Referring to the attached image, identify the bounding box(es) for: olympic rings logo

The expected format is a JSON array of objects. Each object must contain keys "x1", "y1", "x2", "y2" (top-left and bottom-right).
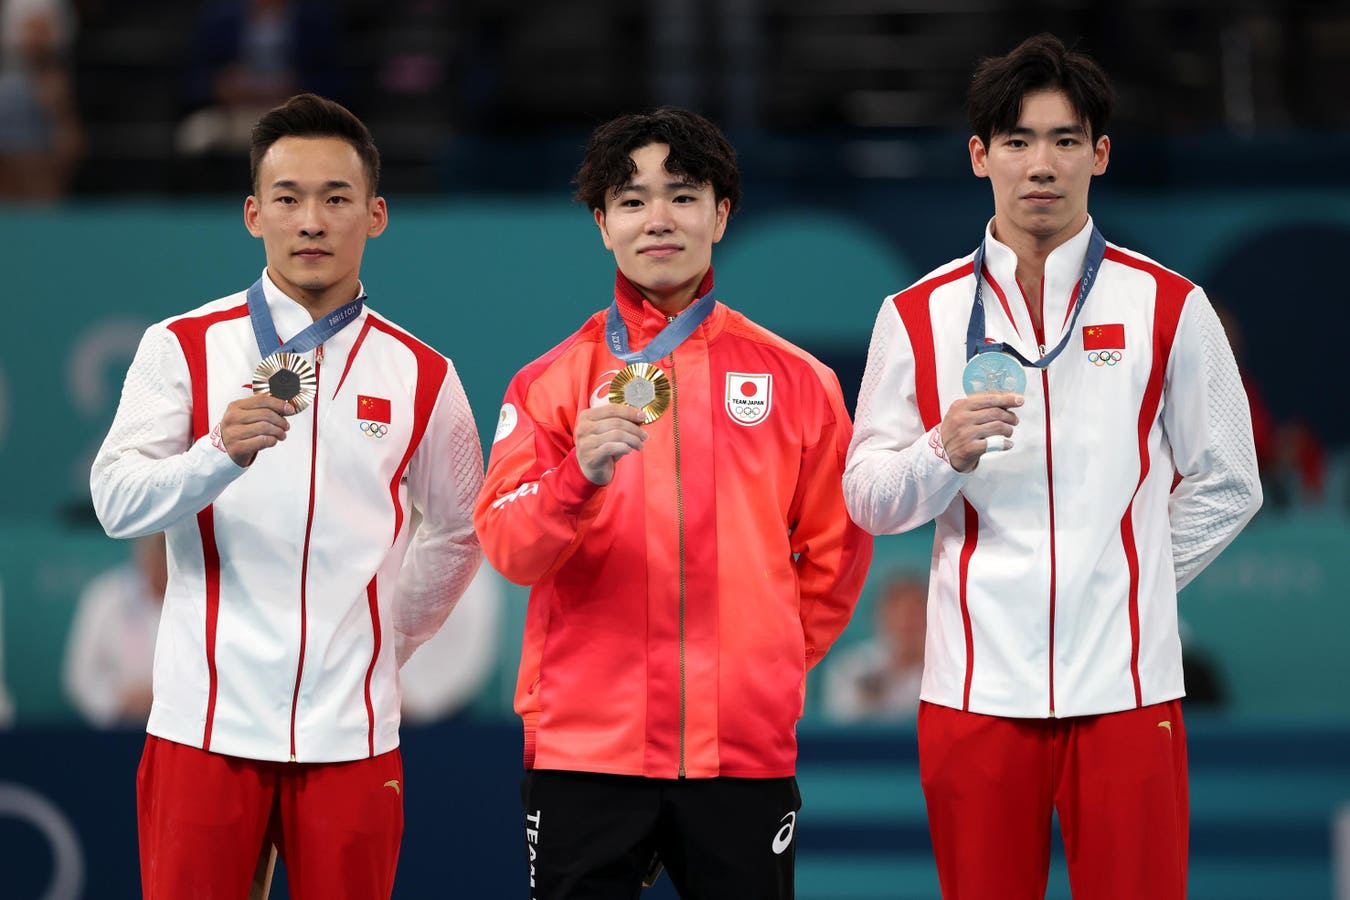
[
  {"x1": 360, "y1": 421, "x2": 389, "y2": 438},
  {"x1": 1088, "y1": 350, "x2": 1123, "y2": 367}
]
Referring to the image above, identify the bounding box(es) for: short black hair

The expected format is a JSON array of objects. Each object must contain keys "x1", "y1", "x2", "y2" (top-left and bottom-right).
[
  {"x1": 574, "y1": 107, "x2": 741, "y2": 215},
  {"x1": 250, "y1": 93, "x2": 381, "y2": 196},
  {"x1": 966, "y1": 34, "x2": 1115, "y2": 148}
]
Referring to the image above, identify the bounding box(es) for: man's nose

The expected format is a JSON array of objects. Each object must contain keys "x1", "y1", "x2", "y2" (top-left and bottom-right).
[
  {"x1": 643, "y1": 200, "x2": 674, "y2": 233},
  {"x1": 1029, "y1": 143, "x2": 1055, "y2": 179},
  {"x1": 298, "y1": 200, "x2": 326, "y2": 236}
]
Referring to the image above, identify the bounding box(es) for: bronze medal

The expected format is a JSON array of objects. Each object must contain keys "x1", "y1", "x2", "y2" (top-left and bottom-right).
[{"x1": 252, "y1": 352, "x2": 317, "y2": 413}]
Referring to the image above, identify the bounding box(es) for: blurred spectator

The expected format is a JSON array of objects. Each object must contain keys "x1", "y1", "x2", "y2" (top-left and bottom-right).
[
  {"x1": 60, "y1": 531, "x2": 499, "y2": 728},
  {"x1": 63, "y1": 531, "x2": 503, "y2": 728},
  {"x1": 1180, "y1": 616, "x2": 1227, "y2": 711},
  {"x1": 175, "y1": 0, "x2": 341, "y2": 156},
  {"x1": 0, "y1": 0, "x2": 83, "y2": 200},
  {"x1": 398, "y1": 564, "x2": 502, "y2": 723},
  {"x1": 63, "y1": 532, "x2": 165, "y2": 727},
  {"x1": 0, "y1": 576, "x2": 14, "y2": 726},
  {"x1": 823, "y1": 572, "x2": 927, "y2": 723},
  {"x1": 1217, "y1": 303, "x2": 1326, "y2": 508}
]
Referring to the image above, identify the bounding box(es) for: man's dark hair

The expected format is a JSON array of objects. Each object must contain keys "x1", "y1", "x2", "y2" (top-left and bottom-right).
[
  {"x1": 250, "y1": 93, "x2": 381, "y2": 196},
  {"x1": 575, "y1": 107, "x2": 741, "y2": 215},
  {"x1": 966, "y1": 34, "x2": 1115, "y2": 148}
]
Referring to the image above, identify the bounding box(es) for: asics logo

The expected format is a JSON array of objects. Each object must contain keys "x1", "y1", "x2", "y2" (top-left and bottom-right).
[{"x1": 771, "y1": 811, "x2": 796, "y2": 855}]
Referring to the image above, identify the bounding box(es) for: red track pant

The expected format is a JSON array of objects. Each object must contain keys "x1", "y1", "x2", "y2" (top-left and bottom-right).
[
  {"x1": 918, "y1": 699, "x2": 1188, "y2": 900},
  {"x1": 137, "y1": 735, "x2": 404, "y2": 900}
]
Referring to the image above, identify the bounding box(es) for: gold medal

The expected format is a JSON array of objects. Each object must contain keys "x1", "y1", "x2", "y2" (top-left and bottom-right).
[
  {"x1": 607, "y1": 363, "x2": 671, "y2": 423},
  {"x1": 252, "y1": 352, "x2": 317, "y2": 413}
]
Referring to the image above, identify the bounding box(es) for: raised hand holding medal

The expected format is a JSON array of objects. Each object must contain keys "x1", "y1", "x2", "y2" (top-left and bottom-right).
[
  {"x1": 573, "y1": 286, "x2": 717, "y2": 485},
  {"x1": 943, "y1": 226, "x2": 1106, "y2": 468}
]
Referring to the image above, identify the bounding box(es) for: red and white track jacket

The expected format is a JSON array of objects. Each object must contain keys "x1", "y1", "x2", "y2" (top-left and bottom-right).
[
  {"x1": 475, "y1": 271, "x2": 873, "y2": 779},
  {"x1": 91, "y1": 272, "x2": 483, "y2": 762},
  {"x1": 844, "y1": 219, "x2": 1261, "y2": 719}
]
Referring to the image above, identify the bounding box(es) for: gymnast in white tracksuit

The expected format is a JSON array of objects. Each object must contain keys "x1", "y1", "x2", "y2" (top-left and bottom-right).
[
  {"x1": 91, "y1": 93, "x2": 482, "y2": 900},
  {"x1": 843, "y1": 35, "x2": 1260, "y2": 900}
]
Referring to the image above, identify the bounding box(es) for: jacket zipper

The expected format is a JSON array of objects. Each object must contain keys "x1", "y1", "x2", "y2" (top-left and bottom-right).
[
  {"x1": 669, "y1": 348, "x2": 688, "y2": 778},
  {"x1": 1026, "y1": 276, "x2": 1057, "y2": 718},
  {"x1": 289, "y1": 342, "x2": 323, "y2": 760},
  {"x1": 1035, "y1": 324, "x2": 1057, "y2": 715},
  {"x1": 1040, "y1": 360, "x2": 1057, "y2": 717}
]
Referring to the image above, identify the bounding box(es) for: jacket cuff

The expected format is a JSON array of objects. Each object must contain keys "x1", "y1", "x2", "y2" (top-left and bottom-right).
[{"x1": 554, "y1": 451, "x2": 604, "y2": 511}]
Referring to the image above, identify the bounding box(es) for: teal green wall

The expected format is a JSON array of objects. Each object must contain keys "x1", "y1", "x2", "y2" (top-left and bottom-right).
[
  {"x1": 3, "y1": 191, "x2": 1349, "y2": 522},
  {"x1": 1, "y1": 194, "x2": 1347, "y2": 726}
]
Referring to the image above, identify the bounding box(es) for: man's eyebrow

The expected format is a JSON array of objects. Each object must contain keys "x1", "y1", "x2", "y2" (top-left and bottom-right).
[
  {"x1": 614, "y1": 179, "x2": 704, "y2": 194},
  {"x1": 270, "y1": 179, "x2": 356, "y2": 191},
  {"x1": 1004, "y1": 124, "x2": 1089, "y2": 138}
]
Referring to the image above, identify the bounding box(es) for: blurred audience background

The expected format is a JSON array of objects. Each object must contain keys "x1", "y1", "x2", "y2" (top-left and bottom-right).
[{"x1": 823, "y1": 571, "x2": 926, "y2": 724}]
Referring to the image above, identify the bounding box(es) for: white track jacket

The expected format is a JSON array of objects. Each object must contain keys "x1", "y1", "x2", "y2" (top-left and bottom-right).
[
  {"x1": 844, "y1": 219, "x2": 1261, "y2": 718},
  {"x1": 92, "y1": 273, "x2": 483, "y2": 761}
]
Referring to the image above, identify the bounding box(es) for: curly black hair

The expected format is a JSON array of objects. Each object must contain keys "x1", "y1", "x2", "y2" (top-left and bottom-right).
[
  {"x1": 967, "y1": 34, "x2": 1115, "y2": 148},
  {"x1": 574, "y1": 107, "x2": 741, "y2": 215}
]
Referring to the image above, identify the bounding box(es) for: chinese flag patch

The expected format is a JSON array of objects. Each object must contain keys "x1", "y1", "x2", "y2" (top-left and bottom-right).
[
  {"x1": 1082, "y1": 323, "x2": 1125, "y2": 350},
  {"x1": 357, "y1": 395, "x2": 391, "y2": 423}
]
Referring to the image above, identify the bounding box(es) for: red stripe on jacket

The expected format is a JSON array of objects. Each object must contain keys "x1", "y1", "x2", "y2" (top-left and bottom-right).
[
  {"x1": 167, "y1": 302, "x2": 249, "y2": 749},
  {"x1": 362, "y1": 317, "x2": 447, "y2": 749},
  {"x1": 958, "y1": 499, "x2": 980, "y2": 710},
  {"x1": 1105, "y1": 248, "x2": 1192, "y2": 705},
  {"x1": 893, "y1": 262, "x2": 974, "y2": 430}
]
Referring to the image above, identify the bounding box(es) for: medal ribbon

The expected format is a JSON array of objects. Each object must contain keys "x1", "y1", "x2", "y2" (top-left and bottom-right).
[
  {"x1": 605, "y1": 287, "x2": 716, "y2": 364},
  {"x1": 965, "y1": 226, "x2": 1106, "y2": 367},
  {"x1": 246, "y1": 278, "x2": 364, "y2": 359}
]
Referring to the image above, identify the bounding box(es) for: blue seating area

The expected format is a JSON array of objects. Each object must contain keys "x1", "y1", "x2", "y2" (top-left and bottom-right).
[
  {"x1": 2, "y1": 720, "x2": 1346, "y2": 898},
  {"x1": 792, "y1": 723, "x2": 1350, "y2": 900}
]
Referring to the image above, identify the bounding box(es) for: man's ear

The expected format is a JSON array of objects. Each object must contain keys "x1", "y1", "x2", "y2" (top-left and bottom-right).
[
  {"x1": 969, "y1": 135, "x2": 989, "y2": 179},
  {"x1": 594, "y1": 207, "x2": 614, "y2": 251},
  {"x1": 1092, "y1": 134, "x2": 1111, "y2": 176},
  {"x1": 244, "y1": 195, "x2": 262, "y2": 237}
]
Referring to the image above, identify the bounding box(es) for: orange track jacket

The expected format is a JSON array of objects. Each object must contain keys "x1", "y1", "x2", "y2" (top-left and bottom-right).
[{"x1": 475, "y1": 271, "x2": 872, "y2": 779}]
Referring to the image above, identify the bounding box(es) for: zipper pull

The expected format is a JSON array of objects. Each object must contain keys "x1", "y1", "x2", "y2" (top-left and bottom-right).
[
  {"x1": 1039, "y1": 343, "x2": 1046, "y2": 356},
  {"x1": 315, "y1": 343, "x2": 324, "y2": 368}
]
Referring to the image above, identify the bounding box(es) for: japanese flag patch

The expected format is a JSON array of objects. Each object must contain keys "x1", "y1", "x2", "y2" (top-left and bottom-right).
[{"x1": 725, "y1": 373, "x2": 772, "y2": 426}]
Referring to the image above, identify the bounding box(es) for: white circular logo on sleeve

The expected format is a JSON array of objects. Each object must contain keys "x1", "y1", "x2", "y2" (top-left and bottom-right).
[{"x1": 493, "y1": 403, "x2": 518, "y2": 443}]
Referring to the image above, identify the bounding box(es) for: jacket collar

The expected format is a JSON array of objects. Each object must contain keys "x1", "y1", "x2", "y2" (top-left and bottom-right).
[
  {"x1": 613, "y1": 267, "x2": 715, "y2": 316},
  {"x1": 611, "y1": 267, "x2": 722, "y2": 349},
  {"x1": 979, "y1": 216, "x2": 1096, "y2": 349}
]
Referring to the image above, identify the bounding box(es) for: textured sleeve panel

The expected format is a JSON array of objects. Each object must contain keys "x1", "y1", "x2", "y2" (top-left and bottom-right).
[
  {"x1": 1164, "y1": 289, "x2": 1262, "y2": 589},
  {"x1": 89, "y1": 324, "x2": 243, "y2": 538},
  {"x1": 394, "y1": 357, "x2": 485, "y2": 667},
  {"x1": 843, "y1": 297, "x2": 966, "y2": 535}
]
